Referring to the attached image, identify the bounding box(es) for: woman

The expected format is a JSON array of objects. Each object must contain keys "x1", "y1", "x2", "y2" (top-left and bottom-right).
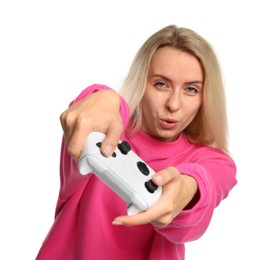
[{"x1": 36, "y1": 25, "x2": 237, "y2": 259}]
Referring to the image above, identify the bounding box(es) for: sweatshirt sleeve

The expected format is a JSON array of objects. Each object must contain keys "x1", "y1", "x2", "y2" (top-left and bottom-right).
[
  {"x1": 55, "y1": 84, "x2": 130, "y2": 216},
  {"x1": 154, "y1": 148, "x2": 237, "y2": 244}
]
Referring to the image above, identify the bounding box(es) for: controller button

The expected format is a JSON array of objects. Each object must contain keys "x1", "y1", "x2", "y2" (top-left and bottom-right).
[
  {"x1": 145, "y1": 180, "x2": 158, "y2": 193},
  {"x1": 118, "y1": 141, "x2": 131, "y2": 155},
  {"x1": 137, "y1": 161, "x2": 150, "y2": 176},
  {"x1": 96, "y1": 142, "x2": 116, "y2": 157}
]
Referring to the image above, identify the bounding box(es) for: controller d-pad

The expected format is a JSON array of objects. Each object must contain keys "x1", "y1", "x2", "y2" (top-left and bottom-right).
[
  {"x1": 145, "y1": 180, "x2": 158, "y2": 193},
  {"x1": 96, "y1": 142, "x2": 116, "y2": 157},
  {"x1": 137, "y1": 161, "x2": 150, "y2": 176},
  {"x1": 118, "y1": 141, "x2": 131, "y2": 155}
]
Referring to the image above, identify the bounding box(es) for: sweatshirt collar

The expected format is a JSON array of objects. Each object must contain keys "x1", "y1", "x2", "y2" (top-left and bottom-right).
[{"x1": 124, "y1": 130, "x2": 190, "y2": 157}]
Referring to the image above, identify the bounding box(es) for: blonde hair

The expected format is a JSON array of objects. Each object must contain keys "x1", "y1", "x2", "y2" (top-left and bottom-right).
[{"x1": 119, "y1": 25, "x2": 228, "y2": 153}]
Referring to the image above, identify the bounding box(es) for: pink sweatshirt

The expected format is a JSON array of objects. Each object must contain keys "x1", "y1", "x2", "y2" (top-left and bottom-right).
[{"x1": 36, "y1": 84, "x2": 237, "y2": 260}]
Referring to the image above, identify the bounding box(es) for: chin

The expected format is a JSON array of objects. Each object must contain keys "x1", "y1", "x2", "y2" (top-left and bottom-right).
[{"x1": 156, "y1": 132, "x2": 180, "y2": 142}]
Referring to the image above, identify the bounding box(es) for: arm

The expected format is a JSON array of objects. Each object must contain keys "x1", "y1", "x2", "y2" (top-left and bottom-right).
[
  {"x1": 56, "y1": 84, "x2": 130, "y2": 215},
  {"x1": 113, "y1": 149, "x2": 237, "y2": 244},
  {"x1": 60, "y1": 84, "x2": 129, "y2": 159}
]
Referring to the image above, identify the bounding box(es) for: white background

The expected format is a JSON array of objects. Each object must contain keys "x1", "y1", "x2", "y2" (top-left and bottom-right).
[{"x1": 1, "y1": 1, "x2": 274, "y2": 259}]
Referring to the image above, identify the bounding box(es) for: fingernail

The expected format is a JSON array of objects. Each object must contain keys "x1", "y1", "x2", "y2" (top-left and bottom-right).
[
  {"x1": 112, "y1": 220, "x2": 122, "y2": 225},
  {"x1": 153, "y1": 175, "x2": 163, "y2": 184}
]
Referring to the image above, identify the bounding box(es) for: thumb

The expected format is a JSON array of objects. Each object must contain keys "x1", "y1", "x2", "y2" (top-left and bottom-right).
[
  {"x1": 152, "y1": 167, "x2": 179, "y2": 186},
  {"x1": 100, "y1": 123, "x2": 123, "y2": 157}
]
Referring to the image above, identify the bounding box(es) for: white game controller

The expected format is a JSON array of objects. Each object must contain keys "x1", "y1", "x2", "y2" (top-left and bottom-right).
[{"x1": 78, "y1": 131, "x2": 162, "y2": 215}]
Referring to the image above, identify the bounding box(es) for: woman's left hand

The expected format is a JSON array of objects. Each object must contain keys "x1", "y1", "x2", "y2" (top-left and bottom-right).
[{"x1": 112, "y1": 167, "x2": 198, "y2": 227}]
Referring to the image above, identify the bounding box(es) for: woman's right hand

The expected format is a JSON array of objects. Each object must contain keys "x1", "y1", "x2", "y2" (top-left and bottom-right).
[{"x1": 60, "y1": 90, "x2": 123, "y2": 160}]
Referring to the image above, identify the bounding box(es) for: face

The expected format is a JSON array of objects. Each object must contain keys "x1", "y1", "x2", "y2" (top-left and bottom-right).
[{"x1": 141, "y1": 47, "x2": 203, "y2": 142}]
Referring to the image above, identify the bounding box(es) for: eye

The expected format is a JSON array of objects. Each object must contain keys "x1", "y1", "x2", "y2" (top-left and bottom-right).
[
  {"x1": 185, "y1": 86, "x2": 199, "y2": 95},
  {"x1": 153, "y1": 81, "x2": 168, "y2": 89}
]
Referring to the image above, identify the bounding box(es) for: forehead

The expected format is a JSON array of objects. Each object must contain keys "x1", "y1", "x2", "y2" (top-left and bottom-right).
[{"x1": 149, "y1": 47, "x2": 203, "y2": 81}]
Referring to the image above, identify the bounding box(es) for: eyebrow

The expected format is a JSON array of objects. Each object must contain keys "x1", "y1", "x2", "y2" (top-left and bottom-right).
[
  {"x1": 152, "y1": 74, "x2": 203, "y2": 85},
  {"x1": 185, "y1": 80, "x2": 203, "y2": 85}
]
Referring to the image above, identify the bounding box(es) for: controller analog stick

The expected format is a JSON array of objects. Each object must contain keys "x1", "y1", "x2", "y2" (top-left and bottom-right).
[
  {"x1": 118, "y1": 141, "x2": 131, "y2": 154},
  {"x1": 145, "y1": 180, "x2": 158, "y2": 193}
]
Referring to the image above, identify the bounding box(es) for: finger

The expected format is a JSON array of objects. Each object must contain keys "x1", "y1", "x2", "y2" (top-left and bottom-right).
[
  {"x1": 100, "y1": 121, "x2": 123, "y2": 157},
  {"x1": 59, "y1": 110, "x2": 74, "y2": 142},
  {"x1": 112, "y1": 195, "x2": 170, "y2": 226},
  {"x1": 112, "y1": 210, "x2": 154, "y2": 226},
  {"x1": 66, "y1": 118, "x2": 94, "y2": 159}
]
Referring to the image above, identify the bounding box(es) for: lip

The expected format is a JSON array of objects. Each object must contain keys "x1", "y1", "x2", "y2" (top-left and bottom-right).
[{"x1": 159, "y1": 119, "x2": 178, "y2": 129}]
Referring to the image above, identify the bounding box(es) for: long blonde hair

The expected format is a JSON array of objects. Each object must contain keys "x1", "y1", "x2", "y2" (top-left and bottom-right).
[{"x1": 119, "y1": 25, "x2": 228, "y2": 153}]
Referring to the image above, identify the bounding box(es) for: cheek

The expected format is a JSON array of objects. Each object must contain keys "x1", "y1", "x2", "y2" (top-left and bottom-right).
[
  {"x1": 192, "y1": 101, "x2": 201, "y2": 114},
  {"x1": 191, "y1": 103, "x2": 201, "y2": 117},
  {"x1": 142, "y1": 97, "x2": 150, "y2": 113},
  {"x1": 184, "y1": 101, "x2": 201, "y2": 120},
  {"x1": 142, "y1": 94, "x2": 157, "y2": 113}
]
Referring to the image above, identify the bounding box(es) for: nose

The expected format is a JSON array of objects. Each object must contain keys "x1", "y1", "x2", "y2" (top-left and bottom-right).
[{"x1": 165, "y1": 90, "x2": 181, "y2": 112}]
